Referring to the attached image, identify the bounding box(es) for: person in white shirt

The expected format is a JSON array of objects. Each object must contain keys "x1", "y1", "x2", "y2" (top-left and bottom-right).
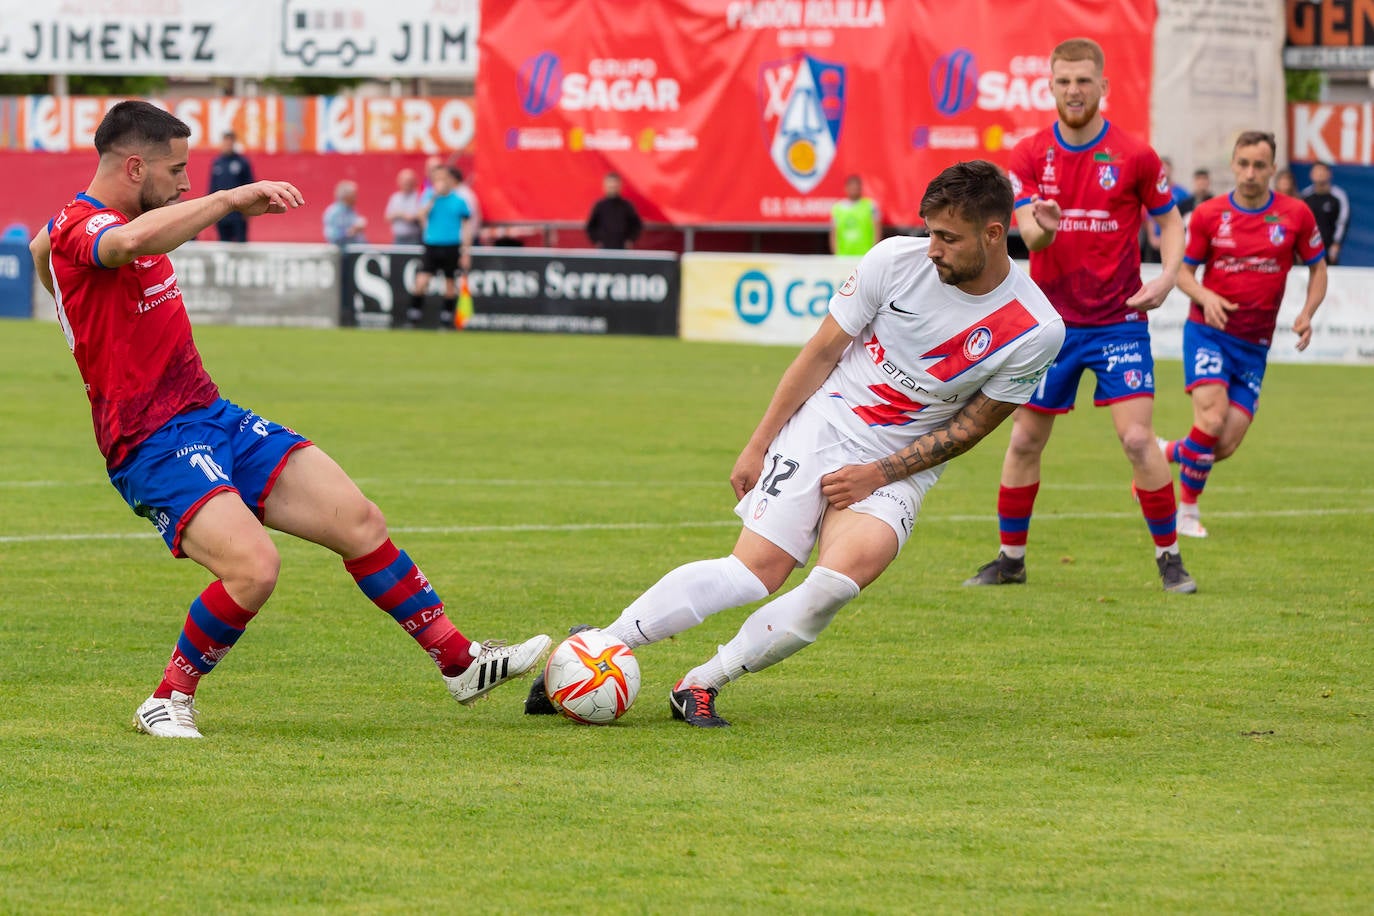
[{"x1": 524, "y1": 160, "x2": 1066, "y2": 727}]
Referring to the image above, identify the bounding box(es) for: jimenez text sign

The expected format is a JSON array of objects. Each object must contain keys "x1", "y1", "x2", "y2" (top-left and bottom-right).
[
  {"x1": 0, "y1": 0, "x2": 479, "y2": 78},
  {"x1": 341, "y1": 247, "x2": 680, "y2": 335},
  {"x1": 476, "y1": 0, "x2": 1154, "y2": 227}
]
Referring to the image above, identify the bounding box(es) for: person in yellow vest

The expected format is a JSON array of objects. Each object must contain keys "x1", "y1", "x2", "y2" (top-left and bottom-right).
[{"x1": 830, "y1": 174, "x2": 882, "y2": 255}]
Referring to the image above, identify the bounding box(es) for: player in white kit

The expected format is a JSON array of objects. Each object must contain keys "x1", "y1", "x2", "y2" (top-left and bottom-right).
[{"x1": 526, "y1": 160, "x2": 1066, "y2": 727}]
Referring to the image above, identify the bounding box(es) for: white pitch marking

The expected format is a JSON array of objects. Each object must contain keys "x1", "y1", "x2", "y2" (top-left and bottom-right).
[{"x1": 1, "y1": 507, "x2": 1371, "y2": 545}]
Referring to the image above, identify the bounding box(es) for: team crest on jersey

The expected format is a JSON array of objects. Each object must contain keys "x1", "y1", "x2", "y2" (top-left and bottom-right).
[
  {"x1": 1124, "y1": 369, "x2": 1143, "y2": 390},
  {"x1": 963, "y1": 326, "x2": 993, "y2": 361},
  {"x1": 1098, "y1": 165, "x2": 1119, "y2": 190},
  {"x1": 1269, "y1": 223, "x2": 1286, "y2": 246},
  {"x1": 85, "y1": 212, "x2": 119, "y2": 235},
  {"x1": 838, "y1": 270, "x2": 859, "y2": 296},
  {"x1": 758, "y1": 53, "x2": 846, "y2": 194}
]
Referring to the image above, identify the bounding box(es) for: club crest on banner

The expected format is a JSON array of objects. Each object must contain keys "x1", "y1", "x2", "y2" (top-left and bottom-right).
[{"x1": 758, "y1": 53, "x2": 846, "y2": 194}]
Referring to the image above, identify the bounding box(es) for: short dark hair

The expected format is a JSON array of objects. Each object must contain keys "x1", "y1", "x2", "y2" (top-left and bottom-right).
[
  {"x1": 919, "y1": 159, "x2": 1013, "y2": 229},
  {"x1": 1233, "y1": 130, "x2": 1276, "y2": 158},
  {"x1": 93, "y1": 100, "x2": 190, "y2": 156}
]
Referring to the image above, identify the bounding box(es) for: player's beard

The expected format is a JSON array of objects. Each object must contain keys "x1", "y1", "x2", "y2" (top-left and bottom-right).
[
  {"x1": 933, "y1": 242, "x2": 987, "y2": 287},
  {"x1": 139, "y1": 185, "x2": 180, "y2": 213},
  {"x1": 1057, "y1": 96, "x2": 1099, "y2": 131}
]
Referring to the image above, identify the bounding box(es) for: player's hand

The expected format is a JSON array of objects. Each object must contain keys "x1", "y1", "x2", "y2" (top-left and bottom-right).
[
  {"x1": 1030, "y1": 196, "x2": 1061, "y2": 234},
  {"x1": 820, "y1": 463, "x2": 885, "y2": 510},
  {"x1": 1293, "y1": 313, "x2": 1314, "y2": 351},
  {"x1": 1200, "y1": 293, "x2": 1238, "y2": 330},
  {"x1": 1125, "y1": 273, "x2": 1175, "y2": 312},
  {"x1": 730, "y1": 444, "x2": 768, "y2": 500},
  {"x1": 228, "y1": 180, "x2": 305, "y2": 216}
]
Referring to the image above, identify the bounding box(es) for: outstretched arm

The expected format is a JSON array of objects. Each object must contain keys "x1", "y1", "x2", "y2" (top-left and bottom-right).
[
  {"x1": 98, "y1": 181, "x2": 304, "y2": 267},
  {"x1": 819, "y1": 392, "x2": 1020, "y2": 509}
]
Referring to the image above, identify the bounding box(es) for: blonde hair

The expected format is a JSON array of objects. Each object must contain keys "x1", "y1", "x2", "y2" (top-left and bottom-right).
[{"x1": 1050, "y1": 37, "x2": 1105, "y2": 73}]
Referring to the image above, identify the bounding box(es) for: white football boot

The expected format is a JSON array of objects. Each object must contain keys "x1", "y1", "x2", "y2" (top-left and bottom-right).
[
  {"x1": 1177, "y1": 509, "x2": 1209, "y2": 539},
  {"x1": 133, "y1": 690, "x2": 203, "y2": 738},
  {"x1": 445, "y1": 634, "x2": 551, "y2": 705}
]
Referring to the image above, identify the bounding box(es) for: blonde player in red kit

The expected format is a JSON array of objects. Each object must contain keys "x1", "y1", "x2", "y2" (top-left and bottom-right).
[
  {"x1": 963, "y1": 37, "x2": 1197, "y2": 593},
  {"x1": 1159, "y1": 130, "x2": 1327, "y2": 537}
]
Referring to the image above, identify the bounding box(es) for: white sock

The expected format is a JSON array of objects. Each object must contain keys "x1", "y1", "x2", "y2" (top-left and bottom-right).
[
  {"x1": 603, "y1": 555, "x2": 769, "y2": 649},
  {"x1": 681, "y1": 566, "x2": 860, "y2": 690},
  {"x1": 1000, "y1": 545, "x2": 1026, "y2": 560}
]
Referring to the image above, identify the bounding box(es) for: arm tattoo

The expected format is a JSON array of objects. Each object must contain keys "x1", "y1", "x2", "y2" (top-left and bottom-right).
[{"x1": 878, "y1": 393, "x2": 1019, "y2": 483}]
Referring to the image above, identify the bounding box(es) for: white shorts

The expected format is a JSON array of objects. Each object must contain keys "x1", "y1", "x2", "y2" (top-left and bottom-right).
[{"x1": 734, "y1": 399, "x2": 942, "y2": 564}]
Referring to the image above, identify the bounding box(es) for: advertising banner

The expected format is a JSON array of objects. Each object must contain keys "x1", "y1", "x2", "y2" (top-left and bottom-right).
[
  {"x1": 31, "y1": 242, "x2": 341, "y2": 327},
  {"x1": 684, "y1": 254, "x2": 1374, "y2": 366},
  {"x1": 0, "y1": 96, "x2": 476, "y2": 155},
  {"x1": 341, "y1": 247, "x2": 680, "y2": 335},
  {"x1": 680, "y1": 252, "x2": 855, "y2": 345},
  {"x1": 1283, "y1": 0, "x2": 1374, "y2": 69},
  {"x1": 0, "y1": 0, "x2": 479, "y2": 78},
  {"x1": 1146, "y1": 264, "x2": 1374, "y2": 365},
  {"x1": 476, "y1": 0, "x2": 1155, "y2": 227}
]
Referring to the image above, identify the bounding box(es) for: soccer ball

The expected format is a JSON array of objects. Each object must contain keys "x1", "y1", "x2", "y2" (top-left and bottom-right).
[{"x1": 543, "y1": 629, "x2": 640, "y2": 725}]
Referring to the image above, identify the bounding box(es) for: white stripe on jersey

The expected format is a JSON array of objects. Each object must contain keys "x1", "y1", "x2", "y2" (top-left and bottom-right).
[{"x1": 815, "y1": 236, "x2": 1064, "y2": 455}]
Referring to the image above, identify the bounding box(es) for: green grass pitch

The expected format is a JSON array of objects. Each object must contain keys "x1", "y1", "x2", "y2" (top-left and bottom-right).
[{"x1": 1, "y1": 319, "x2": 1370, "y2": 912}]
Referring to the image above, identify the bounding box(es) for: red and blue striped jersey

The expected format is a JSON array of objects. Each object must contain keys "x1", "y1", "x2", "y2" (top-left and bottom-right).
[
  {"x1": 1183, "y1": 191, "x2": 1324, "y2": 347},
  {"x1": 46, "y1": 193, "x2": 219, "y2": 468},
  {"x1": 1008, "y1": 121, "x2": 1175, "y2": 327}
]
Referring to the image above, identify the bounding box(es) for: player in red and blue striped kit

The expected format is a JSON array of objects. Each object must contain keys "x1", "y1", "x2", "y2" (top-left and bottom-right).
[
  {"x1": 1159, "y1": 130, "x2": 1327, "y2": 538},
  {"x1": 31, "y1": 101, "x2": 548, "y2": 738},
  {"x1": 965, "y1": 37, "x2": 1197, "y2": 593}
]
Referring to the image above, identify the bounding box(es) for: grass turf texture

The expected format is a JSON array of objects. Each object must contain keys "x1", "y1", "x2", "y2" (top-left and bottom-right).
[{"x1": 1, "y1": 320, "x2": 1370, "y2": 913}]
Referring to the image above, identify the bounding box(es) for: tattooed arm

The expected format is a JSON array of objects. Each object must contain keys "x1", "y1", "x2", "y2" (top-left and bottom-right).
[{"x1": 819, "y1": 391, "x2": 1021, "y2": 510}]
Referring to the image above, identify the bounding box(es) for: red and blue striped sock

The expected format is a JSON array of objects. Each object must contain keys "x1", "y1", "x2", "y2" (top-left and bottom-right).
[
  {"x1": 157, "y1": 580, "x2": 257, "y2": 697},
  {"x1": 1176, "y1": 426, "x2": 1218, "y2": 506},
  {"x1": 345, "y1": 539, "x2": 473, "y2": 676},
  {"x1": 997, "y1": 482, "x2": 1039, "y2": 557},
  {"x1": 1135, "y1": 481, "x2": 1180, "y2": 550}
]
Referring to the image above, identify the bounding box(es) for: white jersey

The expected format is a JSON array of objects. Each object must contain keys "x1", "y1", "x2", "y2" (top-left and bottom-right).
[{"x1": 813, "y1": 235, "x2": 1065, "y2": 456}]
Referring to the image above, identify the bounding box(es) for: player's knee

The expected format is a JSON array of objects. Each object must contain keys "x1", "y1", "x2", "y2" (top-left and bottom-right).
[
  {"x1": 1006, "y1": 427, "x2": 1047, "y2": 460},
  {"x1": 351, "y1": 499, "x2": 389, "y2": 552},
  {"x1": 229, "y1": 542, "x2": 281, "y2": 608},
  {"x1": 1118, "y1": 424, "x2": 1157, "y2": 461}
]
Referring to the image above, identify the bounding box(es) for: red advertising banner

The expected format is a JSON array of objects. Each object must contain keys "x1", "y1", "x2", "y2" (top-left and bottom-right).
[
  {"x1": 476, "y1": 0, "x2": 1156, "y2": 227},
  {"x1": 0, "y1": 96, "x2": 476, "y2": 154},
  {"x1": 1290, "y1": 101, "x2": 1374, "y2": 165}
]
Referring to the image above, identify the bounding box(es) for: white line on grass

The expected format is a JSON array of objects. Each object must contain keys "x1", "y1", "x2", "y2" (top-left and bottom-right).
[
  {"x1": 2, "y1": 505, "x2": 1370, "y2": 545},
  {"x1": 5, "y1": 476, "x2": 1374, "y2": 497}
]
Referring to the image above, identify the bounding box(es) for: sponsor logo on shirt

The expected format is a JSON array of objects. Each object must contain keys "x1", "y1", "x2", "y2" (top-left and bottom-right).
[{"x1": 85, "y1": 212, "x2": 119, "y2": 235}]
